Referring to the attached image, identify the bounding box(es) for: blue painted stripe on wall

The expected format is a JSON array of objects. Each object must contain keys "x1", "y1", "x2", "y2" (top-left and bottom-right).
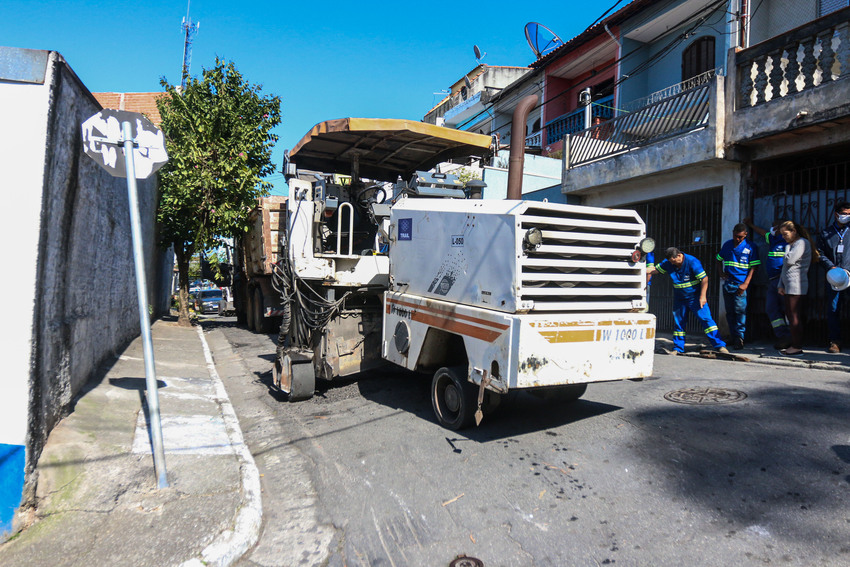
[{"x1": 0, "y1": 444, "x2": 25, "y2": 536}]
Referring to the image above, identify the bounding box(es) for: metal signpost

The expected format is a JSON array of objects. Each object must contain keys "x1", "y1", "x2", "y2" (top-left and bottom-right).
[{"x1": 82, "y1": 109, "x2": 169, "y2": 488}]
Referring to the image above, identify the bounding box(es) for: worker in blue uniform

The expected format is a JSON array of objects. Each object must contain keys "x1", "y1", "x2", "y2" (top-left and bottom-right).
[
  {"x1": 716, "y1": 223, "x2": 760, "y2": 349},
  {"x1": 745, "y1": 217, "x2": 791, "y2": 349},
  {"x1": 816, "y1": 199, "x2": 850, "y2": 353},
  {"x1": 650, "y1": 247, "x2": 728, "y2": 354}
]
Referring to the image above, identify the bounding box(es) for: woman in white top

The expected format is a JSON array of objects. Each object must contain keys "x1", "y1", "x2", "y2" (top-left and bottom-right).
[{"x1": 777, "y1": 220, "x2": 816, "y2": 356}]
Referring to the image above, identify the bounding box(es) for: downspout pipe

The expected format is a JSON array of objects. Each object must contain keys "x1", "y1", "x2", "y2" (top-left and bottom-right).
[{"x1": 507, "y1": 94, "x2": 539, "y2": 200}]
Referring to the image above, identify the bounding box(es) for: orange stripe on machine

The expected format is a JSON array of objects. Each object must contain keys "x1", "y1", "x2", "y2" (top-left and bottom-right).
[{"x1": 386, "y1": 297, "x2": 507, "y2": 342}]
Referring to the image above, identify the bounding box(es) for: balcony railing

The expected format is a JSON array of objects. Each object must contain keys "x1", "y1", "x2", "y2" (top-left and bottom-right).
[
  {"x1": 565, "y1": 79, "x2": 713, "y2": 168},
  {"x1": 525, "y1": 130, "x2": 542, "y2": 148},
  {"x1": 620, "y1": 69, "x2": 719, "y2": 112},
  {"x1": 737, "y1": 7, "x2": 850, "y2": 108},
  {"x1": 545, "y1": 95, "x2": 614, "y2": 146}
]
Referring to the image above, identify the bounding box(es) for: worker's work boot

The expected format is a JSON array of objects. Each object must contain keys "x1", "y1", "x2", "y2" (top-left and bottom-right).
[
  {"x1": 827, "y1": 341, "x2": 841, "y2": 354},
  {"x1": 717, "y1": 346, "x2": 730, "y2": 354}
]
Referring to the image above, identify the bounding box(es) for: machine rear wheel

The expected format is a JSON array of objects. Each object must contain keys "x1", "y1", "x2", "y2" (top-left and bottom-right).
[
  {"x1": 274, "y1": 353, "x2": 316, "y2": 401},
  {"x1": 431, "y1": 366, "x2": 477, "y2": 430}
]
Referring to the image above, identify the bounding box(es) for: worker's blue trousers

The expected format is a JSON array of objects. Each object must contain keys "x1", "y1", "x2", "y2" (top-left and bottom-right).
[{"x1": 672, "y1": 295, "x2": 727, "y2": 352}]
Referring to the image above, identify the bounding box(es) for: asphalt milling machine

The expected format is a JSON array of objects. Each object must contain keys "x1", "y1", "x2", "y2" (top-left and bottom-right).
[{"x1": 271, "y1": 115, "x2": 656, "y2": 430}]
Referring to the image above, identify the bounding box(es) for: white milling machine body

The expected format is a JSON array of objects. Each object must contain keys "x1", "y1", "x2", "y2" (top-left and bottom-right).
[{"x1": 274, "y1": 118, "x2": 655, "y2": 430}]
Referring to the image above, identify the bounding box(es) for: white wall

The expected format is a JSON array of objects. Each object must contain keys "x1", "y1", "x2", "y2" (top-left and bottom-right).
[
  {"x1": 0, "y1": 48, "x2": 170, "y2": 536},
  {"x1": 0, "y1": 74, "x2": 50, "y2": 451}
]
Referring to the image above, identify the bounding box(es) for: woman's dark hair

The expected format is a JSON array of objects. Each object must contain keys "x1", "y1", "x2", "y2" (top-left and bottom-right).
[{"x1": 778, "y1": 220, "x2": 819, "y2": 261}]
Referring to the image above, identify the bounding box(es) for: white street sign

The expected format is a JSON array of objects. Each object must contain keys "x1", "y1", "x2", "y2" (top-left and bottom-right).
[{"x1": 82, "y1": 109, "x2": 168, "y2": 178}]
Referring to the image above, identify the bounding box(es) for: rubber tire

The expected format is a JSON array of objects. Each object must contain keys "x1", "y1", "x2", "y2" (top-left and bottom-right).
[
  {"x1": 245, "y1": 287, "x2": 256, "y2": 331},
  {"x1": 431, "y1": 366, "x2": 477, "y2": 430},
  {"x1": 276, "y1": 354, "x2": 315, "y2": 402},
  {"x1": 254, "y1": 287, "x2": 274, "y2": 333}
]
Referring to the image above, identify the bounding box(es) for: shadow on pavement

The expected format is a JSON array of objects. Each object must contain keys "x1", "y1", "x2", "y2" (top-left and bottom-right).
[
  {"x1": 630, "y1": 382, "x2": 850, "y2": 543},
  {"x1": 108, "y1": 377, "x2": 167, "y2": 390},
  {"x1": 355, "y1": 370, "x2": 622, "y2": 440}
]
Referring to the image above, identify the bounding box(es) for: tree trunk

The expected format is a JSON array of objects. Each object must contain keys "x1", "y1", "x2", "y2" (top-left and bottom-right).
[{"x1": 174, "y1": 243, "x2": 194, "y2": 326}]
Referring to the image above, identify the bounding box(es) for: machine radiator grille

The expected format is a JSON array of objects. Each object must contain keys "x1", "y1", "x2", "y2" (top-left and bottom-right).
[{"x1": 519, "y1": 204, "x2": 646, "y2": 312}]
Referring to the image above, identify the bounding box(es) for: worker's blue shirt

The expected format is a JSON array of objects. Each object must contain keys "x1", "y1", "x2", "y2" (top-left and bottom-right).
[
  {"x1": 764, "y1": 231, "x2": 786, "y2": 279},
  {"x1": 716, "y1": 238, "x2": 761, "y2": 285},
  {"x1": 655, "y1": 253, "x2": 706, "y2": 300}
]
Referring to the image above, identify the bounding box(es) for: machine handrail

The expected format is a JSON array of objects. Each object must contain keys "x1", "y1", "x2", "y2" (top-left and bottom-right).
[{"x1": 337, "y1": 202, "x2": 354, "y2": 256}]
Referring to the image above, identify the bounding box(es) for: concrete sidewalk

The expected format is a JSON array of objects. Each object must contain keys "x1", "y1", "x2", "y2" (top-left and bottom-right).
[
  {"x1": 655, "y1": 332, "x2": 850, "y2": 372},
  {"x1": 0, "y1": 319, "x2": 260, "y2": 567}
]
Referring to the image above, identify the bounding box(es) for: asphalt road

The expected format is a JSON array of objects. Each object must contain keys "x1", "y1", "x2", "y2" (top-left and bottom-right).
[{"x1": 201, "y1": 316, "x2": 850, "y2": 567}]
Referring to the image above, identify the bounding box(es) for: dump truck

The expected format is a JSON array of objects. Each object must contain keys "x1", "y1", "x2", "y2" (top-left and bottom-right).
[
  {"x1": 271, "y1": 115, "x2": 655, "y2": 430},
  {"x1": 233, "y1": 195, "x2": 288, "y2": 333}
]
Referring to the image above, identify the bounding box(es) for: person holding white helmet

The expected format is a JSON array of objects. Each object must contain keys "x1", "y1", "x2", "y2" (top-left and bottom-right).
[{"x1": 816, "y1": 199, "x2": 850, "y2": 353}]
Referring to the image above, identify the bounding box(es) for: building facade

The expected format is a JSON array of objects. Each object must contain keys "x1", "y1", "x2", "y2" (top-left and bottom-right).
[{"x1": 549, "y1": 0, "x2": 850, "y2": 338}]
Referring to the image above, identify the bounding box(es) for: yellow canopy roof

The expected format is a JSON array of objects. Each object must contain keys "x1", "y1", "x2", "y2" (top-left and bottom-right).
[{"x1": 289, "y1": 118, "x2": 492, "y2": 181}]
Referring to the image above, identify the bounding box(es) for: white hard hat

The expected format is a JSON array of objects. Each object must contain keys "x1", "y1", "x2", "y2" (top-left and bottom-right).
[{"x1": 826, "y1": 267, "x2": 850, "y2": 291}]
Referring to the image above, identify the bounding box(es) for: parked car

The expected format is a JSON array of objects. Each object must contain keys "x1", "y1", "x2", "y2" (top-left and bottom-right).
[{"x1": 195, "y1": 289, "x2": 223, "y2": 314}]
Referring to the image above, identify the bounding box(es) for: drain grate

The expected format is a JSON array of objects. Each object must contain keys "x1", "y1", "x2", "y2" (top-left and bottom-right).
[{"x1": 664, "y1": 387, "x2": 747, "y2": 405}]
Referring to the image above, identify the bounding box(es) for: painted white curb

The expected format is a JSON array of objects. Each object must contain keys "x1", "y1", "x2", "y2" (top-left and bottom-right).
[{"x1": 181, "y1": 326, "x2": 262, "y2": 567}]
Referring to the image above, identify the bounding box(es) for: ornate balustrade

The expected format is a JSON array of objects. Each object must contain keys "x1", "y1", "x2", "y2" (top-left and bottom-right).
[{"x1": 737, "y1": 7, "x2": 850, "y2": 108}]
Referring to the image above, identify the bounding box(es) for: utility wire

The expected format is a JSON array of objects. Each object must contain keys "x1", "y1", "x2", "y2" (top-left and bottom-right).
[{"x1": 586, "y1": 0, "x2": 628, "y2": 30}]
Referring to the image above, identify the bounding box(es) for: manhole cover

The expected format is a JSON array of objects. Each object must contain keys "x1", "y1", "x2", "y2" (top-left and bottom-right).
[
  {"x1": 450, "y1": 556, "x2": 484, "y2": 567},
  {"x1": 664, "y1": 387, "x2": 747, "y2": 405}
]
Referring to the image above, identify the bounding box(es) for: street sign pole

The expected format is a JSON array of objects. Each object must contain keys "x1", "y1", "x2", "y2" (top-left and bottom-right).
[
  {"x1": 82, "y1": 109, "x2": 169, "y2": 489},
  {"x1": 122, "y1": 120, "x2": 168, "y2": 489}
]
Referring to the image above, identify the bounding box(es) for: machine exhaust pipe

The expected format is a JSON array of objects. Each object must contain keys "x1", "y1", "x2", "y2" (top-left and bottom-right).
[{"x1": 506, "y1": 94, "x2": 538, "y2": 200}]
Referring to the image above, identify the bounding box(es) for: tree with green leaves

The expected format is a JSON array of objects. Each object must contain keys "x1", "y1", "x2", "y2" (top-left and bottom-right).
[{"x1": 156, "y1": 59, "x2": 281, "y2": 325}]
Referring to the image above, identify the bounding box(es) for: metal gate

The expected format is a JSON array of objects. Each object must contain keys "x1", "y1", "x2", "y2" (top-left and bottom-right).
[
  {"x1": 631, "y1": 188, "x2": 723, "y2": 334},
  {"x1": 753, "y1": 156, "x2": 850, "y2": 344}
]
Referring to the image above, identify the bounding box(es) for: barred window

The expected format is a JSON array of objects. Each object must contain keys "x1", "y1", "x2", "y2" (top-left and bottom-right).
[{"x1": 820, "y1": 0, "x2": 849, "y2": 17}]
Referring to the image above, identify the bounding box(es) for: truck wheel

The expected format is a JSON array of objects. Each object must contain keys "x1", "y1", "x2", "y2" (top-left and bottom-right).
[
  {"x1": 254, "y1": 287, "x2": 274, "y2": 333},
  {"x1": 245, "y1": 288, "x2": 256, "y2": 330},
  {"x1": 274, "y1": 353, "x2": 315, "y2": 401},
  {"x1": 431, "y1": 366, "x2": 477, "y2": 430}
]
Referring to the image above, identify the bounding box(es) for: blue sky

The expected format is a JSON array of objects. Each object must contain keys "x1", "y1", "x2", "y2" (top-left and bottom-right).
[{"x1": 2, "y1": 0, "x2": 612, "y2": 194}]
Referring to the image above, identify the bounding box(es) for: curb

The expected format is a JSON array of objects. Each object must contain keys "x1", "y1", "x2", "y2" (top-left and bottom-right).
[
  {"x1": 657, "y1": 343, "x2": 850, "y2": 373},
  {"x1": 180, "y1": 326, "x2": 262, "y2": 567},
  {"x1": 738, "y1": 354, "x2": 850, "y2": 373}
]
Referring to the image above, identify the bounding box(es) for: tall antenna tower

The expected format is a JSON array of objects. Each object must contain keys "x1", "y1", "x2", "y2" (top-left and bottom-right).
[{"x1": 181, "y1": 0, "x2": 200, "y2": 89}]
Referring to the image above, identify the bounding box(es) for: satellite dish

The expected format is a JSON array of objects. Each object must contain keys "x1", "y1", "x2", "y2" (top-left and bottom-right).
[
  {"x1": 524, "y1": 22, "x2": 564, "y2": 59},
  {"x1": 473, "y1": 45, "x2": 486, "y2": 62},
  {"x1": 464, "y1": 74, "x2": 472, "y2": 89}
]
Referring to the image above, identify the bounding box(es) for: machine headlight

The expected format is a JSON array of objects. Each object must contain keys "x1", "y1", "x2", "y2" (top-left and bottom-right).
[
  {"x1": 639, "y1": 237, "x2": 655, "y2": 253},
  {"x1": 524, "y1": 227, "x2": 543, "y2": 250}
]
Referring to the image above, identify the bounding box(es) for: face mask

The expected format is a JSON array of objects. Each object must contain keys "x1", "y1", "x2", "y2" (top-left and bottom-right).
[{"x1": 838, "y1": 214, "x2": 850, "y2": 225}]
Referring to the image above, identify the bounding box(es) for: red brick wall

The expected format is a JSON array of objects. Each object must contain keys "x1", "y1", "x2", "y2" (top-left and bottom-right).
[{"x1": 92, "y1": 92, "x2": 165, "y2": 127}]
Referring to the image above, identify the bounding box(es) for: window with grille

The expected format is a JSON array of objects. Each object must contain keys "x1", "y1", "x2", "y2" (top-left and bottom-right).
[
  {"x1": 682, "y1": 36, "x2": 715, "y2": 82},
  {"x1": 820, "y1": 0, "x2": 849, "y2": 17}
]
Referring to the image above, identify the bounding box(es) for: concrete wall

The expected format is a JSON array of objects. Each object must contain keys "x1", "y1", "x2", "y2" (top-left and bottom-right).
[
  {"x1": 750, "y1": 0, "x2": 818, "y2": 44},
  {"x1": 483, "y1": 151, "x2": 561, "y2": 200},
  {"x1": 0, "y1": 48, "x2": 171, "y2": 537}
]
